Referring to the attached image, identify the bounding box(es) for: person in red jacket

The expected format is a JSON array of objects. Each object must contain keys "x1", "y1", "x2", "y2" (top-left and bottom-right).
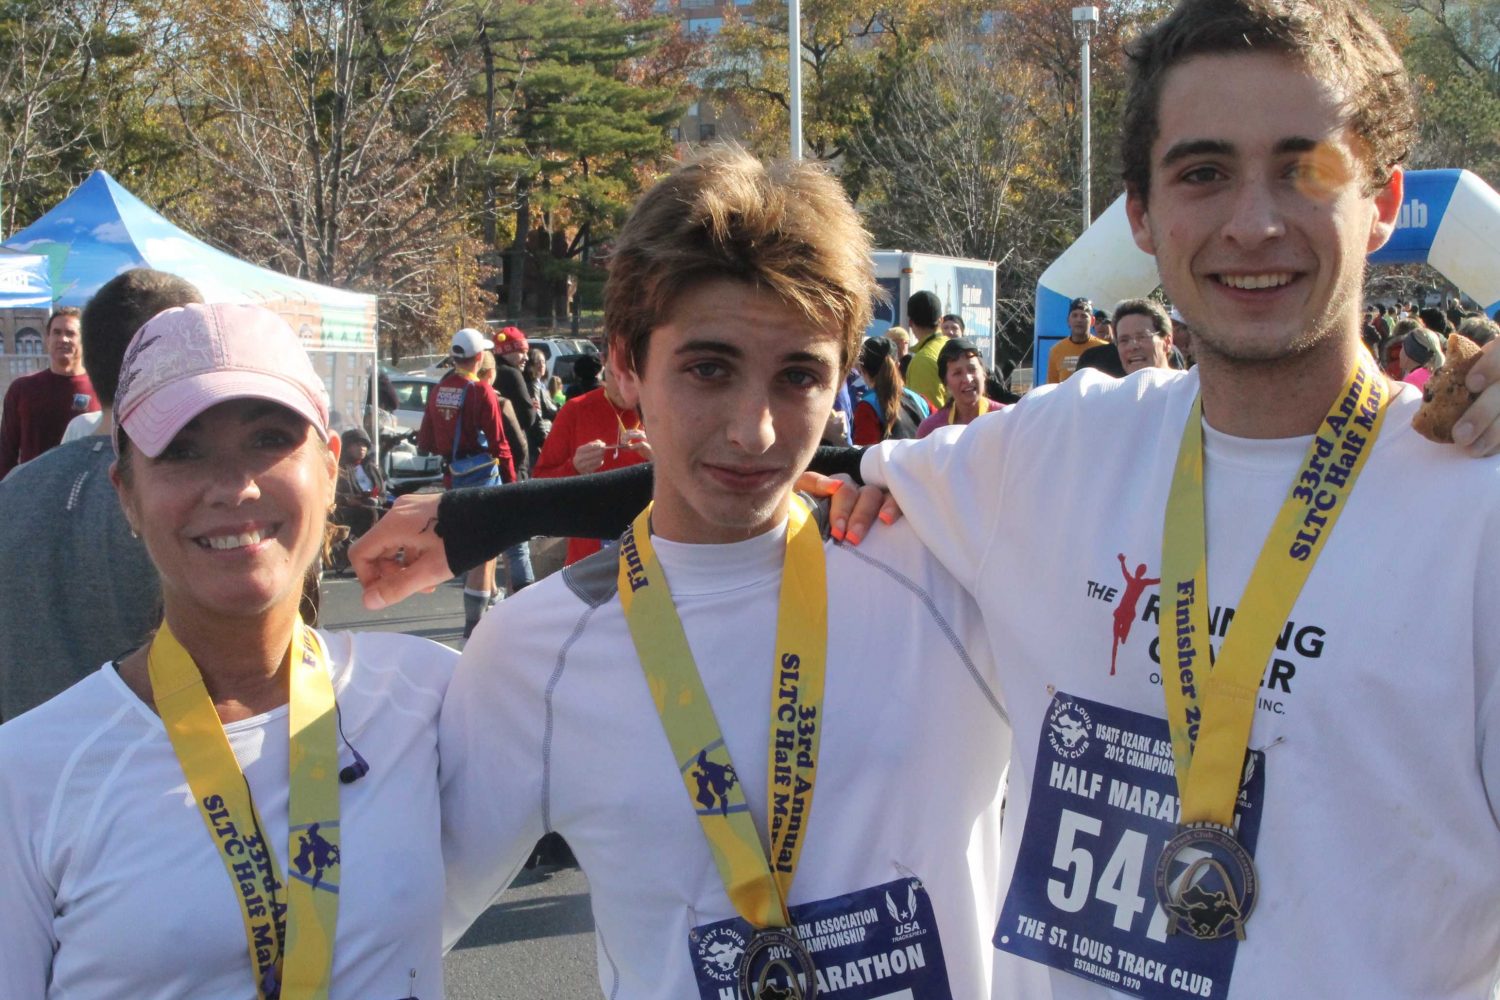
[
  {"x1": 0, "y1": 308, "x2": 98, "y2": 479},
  {"x1": 418, "y1": 327, "x2": 516, "y2": 636},
  {"x1": 533, "y1": 359, "x2": 651, "y2": 565}
]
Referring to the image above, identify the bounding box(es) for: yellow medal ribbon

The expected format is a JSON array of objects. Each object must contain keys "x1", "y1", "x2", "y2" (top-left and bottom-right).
[
  {"x1": 948, "y1": 396, "x2": 991, "y2": 425},
  {"x1": 618, "y1": 498, "x2": 827, "y2": 928},
  {"x1": 149, "y1": 618, "x2": 341, "y2": 1000},
  {"x1": 1160, "y1": 359, "x2": 1389, "y2": 826}
]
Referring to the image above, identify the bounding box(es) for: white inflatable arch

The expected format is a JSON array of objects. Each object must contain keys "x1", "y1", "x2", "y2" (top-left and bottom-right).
[{"x1": 1032, "y1": 169, "x2": 1500, "y2": 374}]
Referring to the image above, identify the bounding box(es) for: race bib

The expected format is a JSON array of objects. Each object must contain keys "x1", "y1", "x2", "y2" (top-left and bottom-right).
[
  {"x1": 995, "y1": 693, "x2": 1265, "y2": 1000},
  {"x1": 690, "y1": 877, "x2": 952, "y2": 999}
]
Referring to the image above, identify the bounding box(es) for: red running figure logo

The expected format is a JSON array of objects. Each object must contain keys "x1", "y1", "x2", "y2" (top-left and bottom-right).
[{"x1": 1111, "y1": 554, "x2": 1159, "y2": 676}]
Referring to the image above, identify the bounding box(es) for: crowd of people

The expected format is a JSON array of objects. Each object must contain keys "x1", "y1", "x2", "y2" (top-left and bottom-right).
[
  {"x1": 1044, "y1": 284, "x2": 1500, "y2": 395},
  {"x1": 4, "y1": 0, "x2": 1500, "y2": 998}
]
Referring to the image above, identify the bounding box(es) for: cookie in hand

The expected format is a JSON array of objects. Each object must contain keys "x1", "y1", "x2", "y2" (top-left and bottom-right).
[{"x1": 1412, "y1": 333, "x2": 1482, "y2": 444}]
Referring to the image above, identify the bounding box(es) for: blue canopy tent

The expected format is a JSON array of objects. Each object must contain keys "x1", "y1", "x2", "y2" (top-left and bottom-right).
[{"x1": 3, "y1": 171, "x2": 378, "y2": 425}]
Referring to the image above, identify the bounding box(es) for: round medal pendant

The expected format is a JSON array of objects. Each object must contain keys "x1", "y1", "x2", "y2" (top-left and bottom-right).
[
  {"x1": 736, "y1": 926, "x2": 818, "y2": 1000},
  {"x1": 1153, "y1": 823, "x2": 1258, "y2": 941}
]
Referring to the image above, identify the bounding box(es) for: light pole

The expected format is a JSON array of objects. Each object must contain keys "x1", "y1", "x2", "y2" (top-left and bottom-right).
[
  {"x1": 1072, "y1": 6, "x2": 1099, "y2": 234},
  {"x1": 789, "y1": 0, "x2": 803, "y2": 160}
]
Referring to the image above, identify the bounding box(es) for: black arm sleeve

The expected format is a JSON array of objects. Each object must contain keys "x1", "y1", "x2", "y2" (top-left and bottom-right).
[
  {"x1": 435, "y1": 445, "x2": 866, "y2": 574},
  {"x1": 808, "y1": 444, "x2": 864, "y2": 482}
]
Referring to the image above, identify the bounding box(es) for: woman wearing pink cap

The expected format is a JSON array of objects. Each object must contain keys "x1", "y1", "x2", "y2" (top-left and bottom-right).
[{"x1": 0, "y1": 303, "x2": 457, "y2": 998}]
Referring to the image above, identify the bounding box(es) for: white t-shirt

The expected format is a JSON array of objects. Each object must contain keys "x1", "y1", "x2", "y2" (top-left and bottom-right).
[
  {"x1": 0, "y1": 630, "x2": 457, "y2": 1000},
  {"x1": 441, "y1": 517, "x2": 1011, "y2": 999},
  {"x1": 863, "y1": 368, "x2": 1500, "y2": 999},
  {"x1": 60, "y1": 410, "x2": 103, "y2": 444}
]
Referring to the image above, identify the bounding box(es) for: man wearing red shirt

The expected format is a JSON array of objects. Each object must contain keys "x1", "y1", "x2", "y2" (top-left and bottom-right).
[
  {"x1": 533, "y1": 360, "x2": 651, "y2": 564},
  {"x1": 418, "y1": 327, "x2": 516, "y2": 637},
  {"x1": 0, "y1": 308, "x2": 98, "y2": 480}
]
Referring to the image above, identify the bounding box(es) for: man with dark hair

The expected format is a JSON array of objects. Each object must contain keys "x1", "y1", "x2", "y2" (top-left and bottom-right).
[
  {"x1": 1112, "y1": 297, "x2": 1176, "y2": 374},
  {"x1": 1373, "y1": 302, "x2": 1392, "y2": 341},
  {"x1": 903, "y1": 289, "x2": 950, "y2": 409},
  {"x1": 0, "y1": 270, "x2": 202, "y2": 719},
  {"x1": 1420, "y1": 305, "x2": 1453, "y2": 335},
  {"x1": 852, "y1": 0, "x2": 1500, "y2": 994},
  {"x1": 0, "y1": 307, "x2": 97, "y2": 479},
  {"x1": 1047, "y1": 296, "x2": 1107, "y2": 383}
]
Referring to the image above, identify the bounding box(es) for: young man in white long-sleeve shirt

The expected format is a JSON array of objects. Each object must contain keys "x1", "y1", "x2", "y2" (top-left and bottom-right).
[{"x1": 439, "y1": 147, "x2": 1011, "y2": 1000}]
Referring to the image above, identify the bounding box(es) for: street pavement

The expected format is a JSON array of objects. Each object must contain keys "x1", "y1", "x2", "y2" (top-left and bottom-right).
[{"x1": 320, "y1": 572, "x2": 601, "y2": 998}]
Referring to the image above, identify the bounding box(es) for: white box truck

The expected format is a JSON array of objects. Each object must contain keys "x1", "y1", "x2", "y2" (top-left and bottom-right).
[{"x1": 869, "y1": 251, "x2": 999, "y2": 365}]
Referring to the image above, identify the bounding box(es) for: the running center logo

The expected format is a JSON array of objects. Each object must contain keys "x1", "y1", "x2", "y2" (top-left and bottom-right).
[{"x1": 1086, "y1": 553, "x2": 1331, "y2": 713}]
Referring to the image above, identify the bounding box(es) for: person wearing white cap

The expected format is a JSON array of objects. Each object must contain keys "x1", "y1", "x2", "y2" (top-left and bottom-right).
[
  {"x1": 0, "y1": 303, "x2": 462, "y2": 998},
  {"x1": 418, "y1": 326, "x2": 517, "y2": 637}
]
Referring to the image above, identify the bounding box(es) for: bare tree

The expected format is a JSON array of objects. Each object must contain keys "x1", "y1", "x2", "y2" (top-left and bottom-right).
[
  {"x1": 170, "y1": 0, "x2": 493, "y2": 351},
  {"x1": 847, "y1": 24, "x2": 1077, "y2": 358},
  {"x1": 0, "y1": 9, "x2": 88, "y2": 235}
]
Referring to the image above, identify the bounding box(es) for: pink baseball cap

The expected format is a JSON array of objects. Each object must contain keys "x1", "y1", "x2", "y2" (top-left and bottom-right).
[{"x1": 114, "y1": 303, "x2": 330, "y2": 458}]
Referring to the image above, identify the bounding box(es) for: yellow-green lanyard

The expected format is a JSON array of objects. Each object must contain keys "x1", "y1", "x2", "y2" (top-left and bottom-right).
[
  {"x1": 948, "y1": 396, "x2": 992, "y2": 425},
  {"x1": 149, "y1": 618, "x2": 341, "y2": 999},
  {"x1": 1160, "y1": 359, "x2": 1389, "y2": 826},
  {"x1": 618, "y1": 499, "x2": 827, "y2": 928}
]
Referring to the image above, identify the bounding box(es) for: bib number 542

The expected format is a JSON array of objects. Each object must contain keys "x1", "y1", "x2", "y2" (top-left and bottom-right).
[{"x1": 1046, "y1": 808, "x2": 1195, "y2": 942}]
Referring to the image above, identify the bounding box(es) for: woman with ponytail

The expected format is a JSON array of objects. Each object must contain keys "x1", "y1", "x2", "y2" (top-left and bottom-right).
[{"x1": 851, "y1": 335, "x2": 931, "y2": 445}]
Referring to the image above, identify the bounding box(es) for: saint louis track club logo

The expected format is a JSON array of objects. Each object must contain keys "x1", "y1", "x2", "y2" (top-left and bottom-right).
[
  {"x1": 694, "y1": 925, "x2": 747, "y2": 983},
  {"x1": 1046, "y1": 699, "x2": 1092, "y2": 760}
]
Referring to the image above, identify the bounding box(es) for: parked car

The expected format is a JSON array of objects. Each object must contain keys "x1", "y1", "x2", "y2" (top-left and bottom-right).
[
  {"x1": 550, "y1": 352, "x2": 595, "y2": 387},
  {"x1": 386, "y1": 371, "x2": 438, "y2": 434},
  {"x1": 376, "y1": 371, "x2": 444, "y2": 492},
  {"x1": 529, "y1": 337, "x2": 599, "y2": 375}
]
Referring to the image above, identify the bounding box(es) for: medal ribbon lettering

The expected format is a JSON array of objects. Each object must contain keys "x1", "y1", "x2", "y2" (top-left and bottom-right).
[
  {"x1": 1160, "y1": 360, "x2": 1388, "y2": 825},
  {"x1": 149, "y1": 618, "x2": 341, "y2": 999},
  {"x1": 618, "y1": 498, "x2": 827, "y2": 929}
]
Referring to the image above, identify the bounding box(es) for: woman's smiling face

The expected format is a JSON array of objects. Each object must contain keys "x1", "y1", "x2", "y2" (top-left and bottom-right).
[{"x1": 114, "y1": 398, "x2": 338, "y2": 623}]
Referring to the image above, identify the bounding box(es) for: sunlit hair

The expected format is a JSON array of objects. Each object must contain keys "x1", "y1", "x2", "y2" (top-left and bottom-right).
[
  {"x1": 1121, "y1": 0, "x2": 1417, "y2": 202},
  {"x1": 605, "y1": 144, "x2": 876, "y2": 376},
  {"x1": 1459, "y1": 315, "x2": 1499, "y2": 347}
]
